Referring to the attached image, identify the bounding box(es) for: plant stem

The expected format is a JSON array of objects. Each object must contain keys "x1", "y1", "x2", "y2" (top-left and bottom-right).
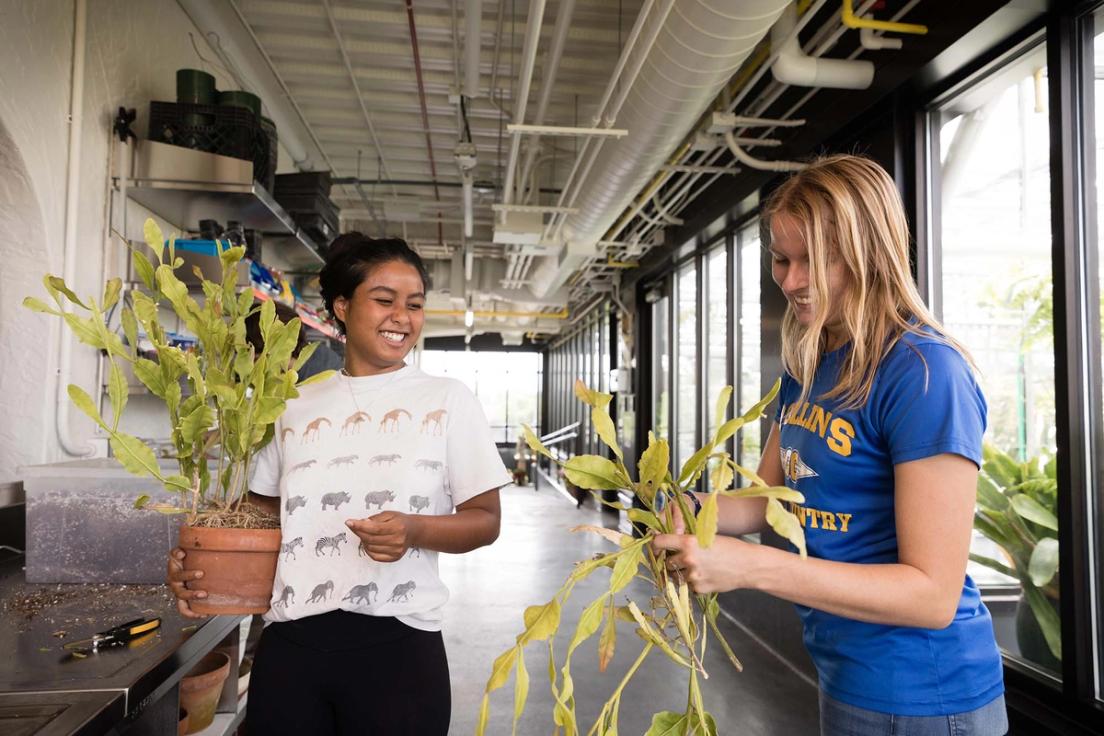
[{"x1": 586, "y1": 643, "x2": 654, "y2": 736}]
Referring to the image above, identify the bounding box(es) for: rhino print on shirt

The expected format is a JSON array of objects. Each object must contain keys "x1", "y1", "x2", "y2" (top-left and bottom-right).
[
  {"x1": 320, "y1": 491, "x2": 350, "y2": 510},
  {"x1": 364, "y1": 490, "x2": 395, "y2": 510}
]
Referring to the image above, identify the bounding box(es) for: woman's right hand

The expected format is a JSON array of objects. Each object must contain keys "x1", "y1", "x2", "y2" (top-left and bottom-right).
[{"x1": 167, "y1": 547, "x2": 209, "y2": 619}]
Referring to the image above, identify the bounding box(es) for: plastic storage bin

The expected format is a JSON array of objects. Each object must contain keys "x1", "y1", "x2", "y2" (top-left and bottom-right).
[{"x1": 21, "y1": 459, "x2": 185, "y2": 584}]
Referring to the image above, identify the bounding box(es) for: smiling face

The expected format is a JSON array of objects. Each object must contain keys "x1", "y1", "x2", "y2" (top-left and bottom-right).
[
  {"x1": 333, "y1": 259, "x2": 426, "y2": 375},
  {"x1": 769, "y1": 212, "x2": 849, "y2": 348}
]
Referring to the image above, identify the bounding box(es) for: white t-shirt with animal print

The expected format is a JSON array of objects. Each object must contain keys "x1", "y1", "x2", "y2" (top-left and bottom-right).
[{"x1": 250, "y1": 363, "x2": 512, "y2": 631}]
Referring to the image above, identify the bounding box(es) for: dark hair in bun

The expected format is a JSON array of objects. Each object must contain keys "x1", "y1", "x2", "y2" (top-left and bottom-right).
[{"x1": 318, "y1": 232, "x2": 430, "y2": 335}]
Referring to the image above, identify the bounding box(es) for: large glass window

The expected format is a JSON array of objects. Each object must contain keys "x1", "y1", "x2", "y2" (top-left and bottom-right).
[
  {"x1": 420, "y1": 351, "x2": 543, "y2": 444},
  {"x1": 706, "y1": 244, "x2": 729, "y2": 439},
  {"x1": 675, "y1": 264, "x2": 699, "y2": 470},
  {"x1": 653, "y1": 296, "x2": 670, "y2": 443},
  {"x1": 934, "y1": 41, "x2": 1059, "y2": 677},
  {"x1": 737, "y1": 222, "x2": 763, "y2": 475}
]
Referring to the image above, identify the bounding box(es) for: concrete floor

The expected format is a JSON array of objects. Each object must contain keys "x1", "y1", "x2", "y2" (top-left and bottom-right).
[{"x1": 441, "y1": 484, "x2": 820, "y2": 735}]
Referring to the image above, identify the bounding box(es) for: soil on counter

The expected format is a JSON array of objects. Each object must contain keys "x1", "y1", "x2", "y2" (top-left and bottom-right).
[{"x1": 4, "y1": 581, "x2": 174, "y2": 636}]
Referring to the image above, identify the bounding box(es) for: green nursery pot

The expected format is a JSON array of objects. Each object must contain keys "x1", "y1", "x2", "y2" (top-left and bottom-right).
[
  {"x1": 218, "y1": 90, "x2": 262, "y2": 117},
  {"x1": 176, "y1": 68, "x2": 217, "y2": 105}
]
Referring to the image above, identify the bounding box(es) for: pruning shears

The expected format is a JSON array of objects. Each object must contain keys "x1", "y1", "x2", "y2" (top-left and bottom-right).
[{"x1": 63, "y1": 617, "x2": 162, "y2": 654}]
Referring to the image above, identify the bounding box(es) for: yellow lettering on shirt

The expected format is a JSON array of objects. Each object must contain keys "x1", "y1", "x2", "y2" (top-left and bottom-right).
[
  {"x1": 785, "y1": 502, "x2": 853, "y2": 534},
  {"x1": 826, "y1": 417, "x2": 855, "y2": 457},
  {"x1": 781, "y1": 401, "x2": 851, "y2": 452}
]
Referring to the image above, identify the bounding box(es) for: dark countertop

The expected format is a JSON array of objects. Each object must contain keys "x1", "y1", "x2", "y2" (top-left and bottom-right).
[{"x1": 0, "y1": 554, "x2": 242, "y2": 735}]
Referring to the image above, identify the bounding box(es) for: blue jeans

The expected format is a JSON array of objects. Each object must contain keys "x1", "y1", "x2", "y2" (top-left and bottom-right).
[{"x1": 819, "y1": 692, "x2": 1008, "y2": 736}]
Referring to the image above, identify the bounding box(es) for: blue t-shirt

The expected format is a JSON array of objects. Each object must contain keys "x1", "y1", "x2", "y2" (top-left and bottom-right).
[{"x1": 774, "y1": 332, "x2": 1004, "y2": 716}]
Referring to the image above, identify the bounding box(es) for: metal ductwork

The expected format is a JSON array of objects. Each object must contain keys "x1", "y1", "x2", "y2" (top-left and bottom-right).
[
  {"x1": 528, "y1": 0, "x2": 790, "y2": 299},
  {"x1": 425, "y1": 257, "x2": 570, "y2": 306}
]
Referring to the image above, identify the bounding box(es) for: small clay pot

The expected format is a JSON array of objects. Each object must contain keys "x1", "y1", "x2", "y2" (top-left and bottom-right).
[
  {"x1": 178, "y1": 526, "x2": 281, "y2": 615},
  {"x1": 178, "y1": 708, "x2": 189, "y2": 736},
  {"x1": 180, "y1": 651, "x2": 231, "y2": 734}
]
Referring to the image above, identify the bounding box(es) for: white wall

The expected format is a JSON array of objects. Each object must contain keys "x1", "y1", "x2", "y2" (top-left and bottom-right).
[{"x1": 0, "y1": 0, "x2": 293, "y2": 482}]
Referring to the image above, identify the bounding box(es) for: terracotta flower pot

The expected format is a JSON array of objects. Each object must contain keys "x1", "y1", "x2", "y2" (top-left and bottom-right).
[
  {"x1": 178, "y1": 525, "x2": 281, "y2": 615},
  {"x1": 180, "y1": 651, "x2": 231, "y2": 734},
  {"x1": 178, "y1": 708, "x2": 189, "y2": 736}
]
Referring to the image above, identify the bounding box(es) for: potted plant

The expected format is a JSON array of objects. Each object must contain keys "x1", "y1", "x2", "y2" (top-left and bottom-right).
[
  {"x1": 23, "y1": 218, "x2": 329, "y2": 613},
  {"x1": 477, "y1": 380, "x2": 807, "y2": 735},
  {"x1": 970, "y1": 443, "x2": 1061, "y2": 669}
]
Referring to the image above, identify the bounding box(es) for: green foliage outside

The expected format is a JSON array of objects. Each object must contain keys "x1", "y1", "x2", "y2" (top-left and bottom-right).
[{"x1": 971, "y1": 444, "x2": 1061, "y2": 661}]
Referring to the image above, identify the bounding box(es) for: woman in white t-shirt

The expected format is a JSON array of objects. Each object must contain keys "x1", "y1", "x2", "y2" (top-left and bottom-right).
[{"x1": 168, "y1": 233, "x2": 512, "y2": 735}]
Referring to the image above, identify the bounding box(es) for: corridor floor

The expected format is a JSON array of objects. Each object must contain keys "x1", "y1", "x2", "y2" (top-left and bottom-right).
[{"x1": 441, "y1": 483, "x2": 820, "y2": 735}]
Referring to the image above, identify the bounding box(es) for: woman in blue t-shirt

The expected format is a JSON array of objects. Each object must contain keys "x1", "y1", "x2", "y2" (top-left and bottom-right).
[{"x1": 654, "y1": 154, "x2": 1007, "y2": 735}]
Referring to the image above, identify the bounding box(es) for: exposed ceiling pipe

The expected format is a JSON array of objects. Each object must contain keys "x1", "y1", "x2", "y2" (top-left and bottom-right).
[
  {"x1": 512, "y1": 0, "x2": 673, "y2": 292},
  {"x1": 649, "y1": 192, "x2": 684, "y2": 225},
  {"x1": 462, "y1": 174, "x2": 474, "y2": 237},
  {"x1": 405, "y1": 0, "x2": 445, "y2": 245},
  {"x1": 860, "y1": 22, "x2": 903, "y2": 51},
  {"x1": 724, "y1": 129, "x2": 806, "y2": 171},
  {"x1": 771, "y1": 3, "x2": 873, "y2": 89},
  {"x1": 620, "y1": 0, "x2": 868, "y2": 249},
  {"x1": 526, "y1": 0, "x2": 791, "y2": 300},
  {"x1": 56, "y1": 0, "x2": 94, "y2": 457},
  {"x1": 611, "y1": 0, "x2": 906, "y2": 262},
  {"x1": 533, "y1": 0, "x2": 660, "y2": 247},
  {"x1": 321, "y1": 0, "x2": 400, "y2": 213},
  {"x1": 464, "y1": 0, "x2": 484, "y2": 97},
  {"x1": 516, "y1": 0, "x2": 577, "y2": 203},
  {"x1": 500, "y1": 0, "x2": 548, "y2": 209}
]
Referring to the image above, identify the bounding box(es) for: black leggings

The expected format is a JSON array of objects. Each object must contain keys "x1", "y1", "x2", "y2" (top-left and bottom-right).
[{"x1": 245, "y1": 611, "x2": 451, "y2": 736}]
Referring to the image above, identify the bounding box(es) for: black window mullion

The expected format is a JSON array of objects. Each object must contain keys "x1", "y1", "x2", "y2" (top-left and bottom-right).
[
  {"x1": 1047, "y1": 8, "x2": 1100, "y2": 700},
  {"x1": 696, "y1": 250, "x2": 706, "y2": 488},
  {"x1": 730, "y1": 228, "x2": 739, "y2": 463}
]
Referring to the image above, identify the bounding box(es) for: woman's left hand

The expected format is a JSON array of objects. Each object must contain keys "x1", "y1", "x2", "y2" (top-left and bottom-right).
[
  {"x1": 346, "y1": 512, "x2": 422, "y2": 562},
  {"x1": 651, "y1": 520, "x2": 757, "y2": 594}
]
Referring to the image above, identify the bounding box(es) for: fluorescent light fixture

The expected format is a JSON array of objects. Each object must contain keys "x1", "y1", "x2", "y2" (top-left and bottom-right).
[{"x1": 464, "y1": 309, "x2": 474, "y2": 328}]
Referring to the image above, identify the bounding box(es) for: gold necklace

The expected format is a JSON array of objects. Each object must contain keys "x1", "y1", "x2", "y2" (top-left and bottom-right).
[{"x1": 340, "y1": 365, "x2": 404, "y2": 417}]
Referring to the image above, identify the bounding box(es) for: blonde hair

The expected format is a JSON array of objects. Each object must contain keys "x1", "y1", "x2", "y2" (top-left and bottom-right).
[{"x1": 763, "y1": 154, "x2": 972, "y2": 409}]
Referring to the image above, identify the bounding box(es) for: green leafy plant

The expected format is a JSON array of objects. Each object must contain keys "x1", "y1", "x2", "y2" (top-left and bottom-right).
[
  {"x1": 477, "y1": 379, "x2": 807, "y2": 735},
  {"x1": 971, "y1": 443, "x2": 1060, "y2": 661},
  {"x1": 23, "y1": 218, "x2": 328, "y2": 526}
]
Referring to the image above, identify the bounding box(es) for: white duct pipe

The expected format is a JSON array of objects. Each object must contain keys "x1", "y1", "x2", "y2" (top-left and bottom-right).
[
  {"x1": 464, "y1": 0, "x2": 483, "y2": 97},
  {"x1": 56, "y1": 0, "x2": 94, "y2": 457},
  {"x1": 516, "y1": 0, "x2": 576, "y2": 202},
  {"x1": 724, "y1": 129, "x2": 806, "y2": 172},
  {"x1": 500, "y1": 0, "x2": 547, "y2": 209},
  {"x1": 529, "y1": 0, "x2": 791, "y2": 299},
  {"x1": 462, "y1": 174, "x2": 474, "y2": 237},
  {"x1": 180, "y1": 0, "x2": 328, "y2": 171},
  {"x1": 771, "y1": 3, "x2": 874, "y2": 89},
  {"x1": 860, "y1": 25, "x2": 902, "y2": 50}
]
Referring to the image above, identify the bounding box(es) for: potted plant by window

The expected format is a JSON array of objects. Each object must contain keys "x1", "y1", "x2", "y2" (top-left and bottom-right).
[
  {"x1": 24, "y1": 218, "x2": 330, "y2": 614},
  {"x1": 970, "y1": 443, "x2": 1061, "y2": 670},
  {"x1": 477, "y1": 380, "x2": 807, "y2": 735}
]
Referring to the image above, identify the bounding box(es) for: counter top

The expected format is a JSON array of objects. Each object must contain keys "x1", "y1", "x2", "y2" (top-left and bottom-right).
[{"x1": 0, "y1": 554, "x2": 243, "y2": 735}]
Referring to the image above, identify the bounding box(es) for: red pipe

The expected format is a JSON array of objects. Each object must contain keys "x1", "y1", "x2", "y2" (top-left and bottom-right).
[{"x1": 404, "y1": 0, "x2": 444, "y2": 245}]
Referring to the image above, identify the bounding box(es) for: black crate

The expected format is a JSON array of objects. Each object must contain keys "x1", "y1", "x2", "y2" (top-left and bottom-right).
[
  {"x1": 255, "y1": 117, "x2": 278, "y2": 192},
  {"x1": 273, "y1": 191, "x2": 339, "y2": 219},
  {"x1": 292, "y1": 211, "x2": 339, "y2": 247},
  {"x1": 274, "y1": 171, "x2": 332, "y2": 197},
  {"x1": 148, "y1": 101, "x2": 275, "y2": 189}
]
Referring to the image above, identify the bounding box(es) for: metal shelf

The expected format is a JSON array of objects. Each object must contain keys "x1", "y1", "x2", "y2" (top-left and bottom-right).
[{"x1": 125, "y1": 178, "x2": 325, "y2": 271}]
